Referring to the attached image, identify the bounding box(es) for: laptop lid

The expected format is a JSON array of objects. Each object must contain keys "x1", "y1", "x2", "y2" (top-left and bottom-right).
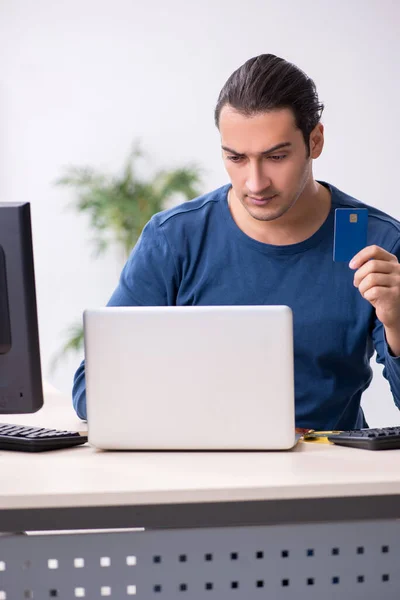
[{"x1": 84, "y1": 305, "x2": 295, "y2": 450}]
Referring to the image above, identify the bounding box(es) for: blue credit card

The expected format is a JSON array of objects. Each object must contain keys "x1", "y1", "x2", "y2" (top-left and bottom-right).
[{"x1": 333, "y1": 208, "x2": 368, "y2": 262}]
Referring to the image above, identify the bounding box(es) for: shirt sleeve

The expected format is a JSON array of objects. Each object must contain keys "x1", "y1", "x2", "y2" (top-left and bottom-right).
[
  {"x1": 72, "y1": 218, "x2": 178, "y2": 420},
  {"x1": 372, "y1": 318, "x2": 400, "y2": 410},
  {"x1": 371, "y1": 237, "x2": 400, "y2": 411}
]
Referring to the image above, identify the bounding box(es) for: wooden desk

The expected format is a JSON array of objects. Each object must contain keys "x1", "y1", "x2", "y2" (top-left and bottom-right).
[{"x1": 0, "y1": 387, "x2": 400, "y2": 599}]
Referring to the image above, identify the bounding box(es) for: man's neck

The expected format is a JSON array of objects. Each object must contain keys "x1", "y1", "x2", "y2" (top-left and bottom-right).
[{"x1": 228, "y1": 181, "x2": 332, "y2": 246}]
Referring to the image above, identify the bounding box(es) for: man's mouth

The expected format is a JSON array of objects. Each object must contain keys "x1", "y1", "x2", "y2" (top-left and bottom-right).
[{"x1": 247, "y1": 195, "x2": 277, "y2": 206}]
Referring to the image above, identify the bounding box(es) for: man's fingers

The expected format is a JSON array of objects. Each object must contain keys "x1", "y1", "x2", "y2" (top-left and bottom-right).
[
  {"x1": 353, "y1": 260, "x2": 397, "y2": 287},
  {"x1": 350, "y1": 245, "x2": 398, "y2": 269},
  {"x1": 357, "y1": 273, "x2": 394, "y2": 296},
  {"x1": 363, "y1": 286, "x2": 397, "y2": 305}
]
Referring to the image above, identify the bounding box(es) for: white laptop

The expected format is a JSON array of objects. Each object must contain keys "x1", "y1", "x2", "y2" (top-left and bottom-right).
[{"x1": 84, "y1": 305, "x2": 296, "y2": 450}]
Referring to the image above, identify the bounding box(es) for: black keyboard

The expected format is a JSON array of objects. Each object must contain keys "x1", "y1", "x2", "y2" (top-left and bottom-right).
[
  {"x1": 0, "y1": 423, "x2": 88, "y2": 452},
  {"x1": 328, "y1": 427, "x2": 400, "y2": 450}
]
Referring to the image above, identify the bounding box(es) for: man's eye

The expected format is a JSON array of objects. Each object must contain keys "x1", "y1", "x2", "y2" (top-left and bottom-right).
[
  {"x1": 268, "y1": 155, "x2": 287, "y2": 161},
  {"x1": 227, "y1": 155, "x2": 243, "y2": 162}
]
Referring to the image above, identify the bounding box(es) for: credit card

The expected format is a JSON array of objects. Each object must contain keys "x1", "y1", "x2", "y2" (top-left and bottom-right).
[{"x1": 333, "y1": 208, "x2": 368, "y2": 262}]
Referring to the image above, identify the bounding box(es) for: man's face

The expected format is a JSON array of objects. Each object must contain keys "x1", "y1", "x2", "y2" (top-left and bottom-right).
[{"x1": 219, "y1": 106, "x2": 314, "y2": 222}]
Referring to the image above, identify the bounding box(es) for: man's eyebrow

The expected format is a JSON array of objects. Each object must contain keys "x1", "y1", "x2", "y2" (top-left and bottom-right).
[{"x1": 221, "y1": 142, "x2": 292, "y2": 156}]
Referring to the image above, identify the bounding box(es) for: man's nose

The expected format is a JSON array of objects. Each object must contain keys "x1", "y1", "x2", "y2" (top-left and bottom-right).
[{"x1": 246, "y1": 161, "x2": 272, "y2": 195}]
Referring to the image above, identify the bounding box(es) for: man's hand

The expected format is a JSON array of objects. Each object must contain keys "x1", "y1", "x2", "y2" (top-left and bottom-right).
[{"x1": 350, "y1": 245, "x2": 400, "y2": 356}]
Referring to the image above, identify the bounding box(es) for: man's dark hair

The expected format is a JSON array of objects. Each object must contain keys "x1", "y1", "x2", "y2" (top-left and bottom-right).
[{"x1": 214, "y1": 54, "x2": 324, "y2": 156}]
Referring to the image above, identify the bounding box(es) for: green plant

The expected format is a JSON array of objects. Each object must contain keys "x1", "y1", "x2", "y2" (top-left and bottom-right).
[
  {"x1": 57, "y1": 144, "x2": 202, "y2": 259},
  {"x1": 51, "y1": 144, "x2": 203, "y2": 370}
]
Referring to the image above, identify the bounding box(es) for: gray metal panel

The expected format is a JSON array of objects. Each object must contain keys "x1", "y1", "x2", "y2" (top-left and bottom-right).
[
  {"x1": 0, "y1": 519, "x2": 399, "y2": 599},
  {"x1": 1, "y1": 494, "x2": 400, "y2": 532}
]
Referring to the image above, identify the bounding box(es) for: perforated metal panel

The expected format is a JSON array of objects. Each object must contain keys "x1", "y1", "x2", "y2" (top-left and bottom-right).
[{"x1": 0, "y1": 519, "x2": 399, "y2": 599}]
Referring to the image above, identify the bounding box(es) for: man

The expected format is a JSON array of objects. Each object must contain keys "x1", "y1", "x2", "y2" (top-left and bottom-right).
[{"x1": 73, "y1": 53, "x2": 400, "y2": 429}]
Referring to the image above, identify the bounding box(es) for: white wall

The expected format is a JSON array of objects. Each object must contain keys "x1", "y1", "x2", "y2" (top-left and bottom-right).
[{"x1": 1, "y1": 0, "x2": 399, "y2": 426}]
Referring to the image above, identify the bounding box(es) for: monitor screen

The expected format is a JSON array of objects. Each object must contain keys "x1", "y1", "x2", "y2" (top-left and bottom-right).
[{"x1": 0, "y1": 202, "x2": 43, "y2": 413}]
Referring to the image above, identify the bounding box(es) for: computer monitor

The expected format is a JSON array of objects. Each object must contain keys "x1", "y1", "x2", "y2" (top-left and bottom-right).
[{"x1": 0, "y1": 202, "x2": 43, "y2": 413}]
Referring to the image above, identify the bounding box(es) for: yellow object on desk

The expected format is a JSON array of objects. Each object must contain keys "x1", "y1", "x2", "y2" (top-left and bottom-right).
[{"x1": 302, "y1": 430, "x2": 343, "y2": 444}]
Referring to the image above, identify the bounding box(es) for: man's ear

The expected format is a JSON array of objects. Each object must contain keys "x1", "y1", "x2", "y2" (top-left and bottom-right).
[{"x1": 309, "y1": 123, "x2": 324, "y2": 159}]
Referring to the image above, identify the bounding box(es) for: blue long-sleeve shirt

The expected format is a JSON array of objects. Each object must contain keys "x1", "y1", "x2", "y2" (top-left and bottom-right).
[{"x1": 73, "y1": 181, "x2": 400, "y2": 428}]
